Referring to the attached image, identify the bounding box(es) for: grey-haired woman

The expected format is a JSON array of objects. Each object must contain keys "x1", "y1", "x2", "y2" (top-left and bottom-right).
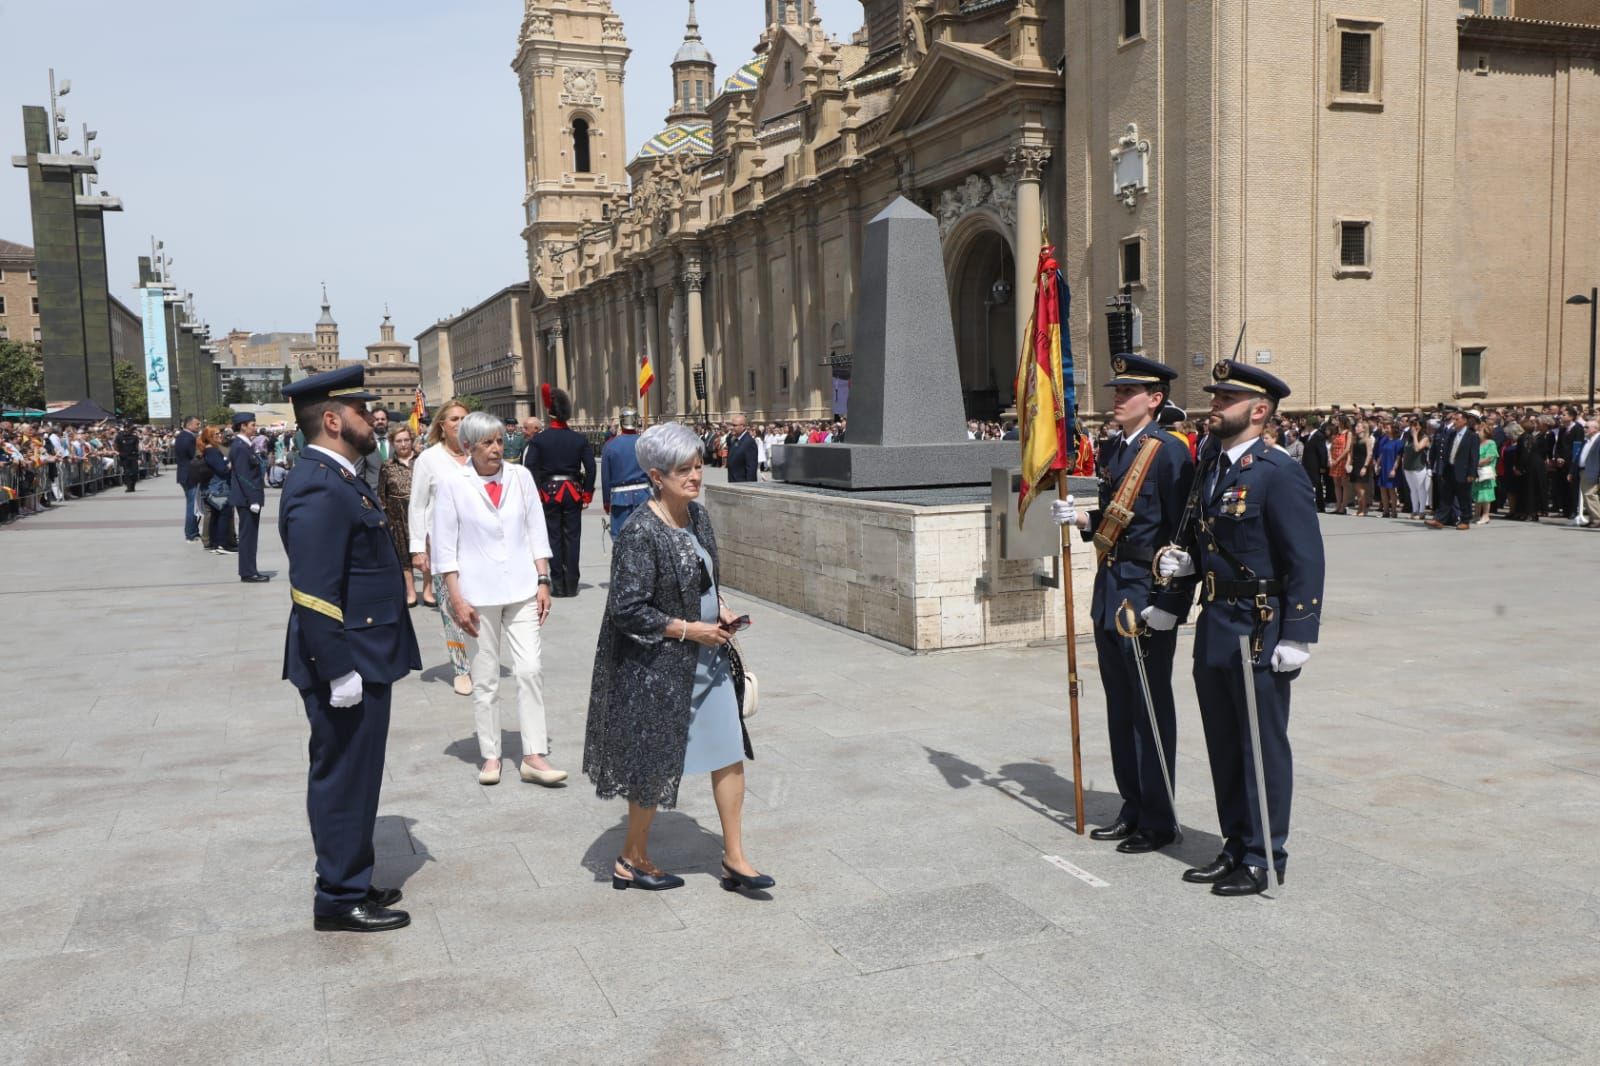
[{"x1": 582, "y1": 422, "x2": 773, "y2": 894}]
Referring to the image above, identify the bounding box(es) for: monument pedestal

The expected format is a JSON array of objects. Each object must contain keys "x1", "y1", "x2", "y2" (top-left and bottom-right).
[{"x1": 771, "y1": 441, "x2": 1021, "y2": 491}]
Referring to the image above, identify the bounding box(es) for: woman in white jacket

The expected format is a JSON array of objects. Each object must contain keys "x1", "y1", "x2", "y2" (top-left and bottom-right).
[
  {"x1": 408, "y1": 399, "x2": 475, "y2": 695},
  {"x1": 433, "y1": 411, "x2": 566, "y2": 787}
]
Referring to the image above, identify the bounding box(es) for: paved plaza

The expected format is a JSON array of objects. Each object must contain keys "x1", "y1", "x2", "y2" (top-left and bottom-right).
[{"x1": 3, "y1": 474, "x2": 1599, "y2": 1065}]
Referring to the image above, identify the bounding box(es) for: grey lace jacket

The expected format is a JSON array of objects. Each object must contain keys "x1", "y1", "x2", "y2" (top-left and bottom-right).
[{"x1": 582, "y1": 501, "x2": 718, "y2": 810}]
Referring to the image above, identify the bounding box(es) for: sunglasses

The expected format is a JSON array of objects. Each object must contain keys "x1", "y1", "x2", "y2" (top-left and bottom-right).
[{"x1": 720, "y1": 615, "x2": 752, "y2": 633}]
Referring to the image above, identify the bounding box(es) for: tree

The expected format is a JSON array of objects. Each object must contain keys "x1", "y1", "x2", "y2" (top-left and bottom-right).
[
  {"x1": 457, "y1": 394, "x2": 484, "y2": 412},
  {"x1": 0, "y1": 340, "x2": 45, "y2": 410},
  {"x1": 112, "y1": 359, "x2": 148, "y2": 422},
  {"x1": 224, "y1": 375, "x2": 247, "y2": 404},
  {"x1": 205, "y1": 404, "x2": 235, "y2": 427}
]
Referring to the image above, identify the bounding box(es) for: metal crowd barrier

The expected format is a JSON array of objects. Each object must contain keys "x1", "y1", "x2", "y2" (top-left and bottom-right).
[{"x1": 0, "y1": 451, "x2": 162, "y2": 521}]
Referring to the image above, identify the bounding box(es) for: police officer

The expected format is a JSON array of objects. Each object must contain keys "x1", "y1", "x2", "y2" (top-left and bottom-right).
[
  {"x1": 229, "y1": 412, "x2": 270, "y2": 583},
  {"x1": 279, "y1": 366, "x2": 422, "y2": 932},
  {"x1": 600, "y1": 406, "x2": 649, "y2": 539},
  {"x1": 114, "y1": 421, "x2": 141, "y2": 492},
  {"x1": 1052, "y1": 353, "x2": 1195, "y2": 853},
  {"x1": 524, "y1": 385, "x2": 595, "y2": 597},
  {"x1": 1157, "y1": 360, "x2": 1325, "y2": 897}
]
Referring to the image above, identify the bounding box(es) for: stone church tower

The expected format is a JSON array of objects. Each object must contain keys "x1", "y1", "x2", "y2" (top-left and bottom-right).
[
  {"x1": 513, "y1": 0, "x2": 631, "y2": 296},
  {"x1": 313, "y1": 284, "x2": 339, "y2": 369}
]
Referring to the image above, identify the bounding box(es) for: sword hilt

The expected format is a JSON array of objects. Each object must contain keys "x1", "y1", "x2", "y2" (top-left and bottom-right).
[{"x1": 1114, "y1": 598, "x2": 1146, "y2": 639}]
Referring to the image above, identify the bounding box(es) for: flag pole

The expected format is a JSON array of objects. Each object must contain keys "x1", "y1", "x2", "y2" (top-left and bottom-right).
[{"x1": 1057, "y1": 472, "x2": 1085, "y2": 834}]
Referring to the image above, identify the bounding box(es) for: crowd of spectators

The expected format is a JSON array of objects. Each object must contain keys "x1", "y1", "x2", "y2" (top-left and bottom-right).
[{"x1": 0, "y1": 420, "x2": 173, "y2": 524}]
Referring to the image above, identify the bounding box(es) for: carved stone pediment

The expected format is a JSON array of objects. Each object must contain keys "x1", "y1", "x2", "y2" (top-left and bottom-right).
[{"x1": 936, "y1": 170, "x2": 1015, "y2": 237}]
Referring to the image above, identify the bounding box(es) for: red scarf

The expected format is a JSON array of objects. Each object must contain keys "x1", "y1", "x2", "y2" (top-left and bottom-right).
[{"x1": 485, "y1": 482, "x2": 503, "y2": 508}]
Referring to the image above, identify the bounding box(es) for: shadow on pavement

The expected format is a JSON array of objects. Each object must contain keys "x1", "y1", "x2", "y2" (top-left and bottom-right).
[{"x1": 580, "y1": 810, "x2": 747, "y2": 890}]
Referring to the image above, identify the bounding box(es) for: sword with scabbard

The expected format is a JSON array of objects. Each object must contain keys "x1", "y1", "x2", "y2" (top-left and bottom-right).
[
  {"x1": 1153, "y1": 321, "x2": 1247, "y2": 587},
  {"x1": 1239, "y1": 633, "x2": 1283, "y2": 894},
  {"x1": 1115, "y1": 599, "x2": 1180, "y2": 839}
]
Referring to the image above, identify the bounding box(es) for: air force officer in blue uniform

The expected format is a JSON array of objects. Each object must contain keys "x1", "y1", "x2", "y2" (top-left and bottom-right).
[
  {"x1": 1052, "y1": 353, "x2": 1195, "y2": 853},
  {"x1": 228, "y1": 412, "x2": 269, "y2": 583},
  {"x1": 1159, "y1": 360, "x2": 1325, "y2": 897},
  {"x1": 279, "y1": 366, "x2": 422, "y2": 932},
  {"x1": 600, "y1": 406, "x2": 649, "y2": 539}
]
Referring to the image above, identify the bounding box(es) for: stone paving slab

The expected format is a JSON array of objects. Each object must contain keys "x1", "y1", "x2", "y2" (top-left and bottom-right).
[{"x1": 3, "y1": 476, "x2": 1599, "y2": 1064}]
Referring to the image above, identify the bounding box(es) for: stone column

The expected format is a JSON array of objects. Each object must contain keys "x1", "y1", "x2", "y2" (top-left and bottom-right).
[
  {"x1": 684, "y1": 263, "x2": 707, "y2": 419},
  {"x1": 550, "y1": 320, "x2": 567, "y2": 395},
  {"x1": 1008, "y1": 144, "x2": 1051, "y2": 360}
]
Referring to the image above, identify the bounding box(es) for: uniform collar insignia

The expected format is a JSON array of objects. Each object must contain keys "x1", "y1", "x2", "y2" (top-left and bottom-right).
[
  {"x1": 338, "y1": 466, "x2": 355, "y2": 481},
  {"x1": 1240, "y1": 454, "x2": 1254, "y2": 469}
]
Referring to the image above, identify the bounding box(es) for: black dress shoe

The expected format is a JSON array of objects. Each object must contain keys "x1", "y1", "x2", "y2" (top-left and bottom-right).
[
  {"x1": 313, "y1": 904, "x2": 411, "y2": 932},
  {"x1": 1182, "y1": 852, "x2": 1238, "y2": 884},
  {"x1": 1116, "y1": 828, "x2": 1178, "y2": 854},
  {"x1": 240, "y1": 574, "x2": 271, "y2": 583},
  {"x1": 366, "y1": 886, "x2": 403, "y2": 908},
  {"x1": 611, "y1": 857, "x2": 684, "y2": 891},
  {"x1": 721, "y1": 864, "x2": 776, "y2": 893},
  {"x1": 1211, "y1": 865, "x2": 1274, "y2": 897},
  {"x1": 1089, "y1": 820, "x2": 1136, "y2": 841}
]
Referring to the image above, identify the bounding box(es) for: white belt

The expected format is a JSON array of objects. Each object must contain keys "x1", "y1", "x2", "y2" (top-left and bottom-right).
[{"x1": 610, "y1": 483, "x2": 649, "y2": 494}]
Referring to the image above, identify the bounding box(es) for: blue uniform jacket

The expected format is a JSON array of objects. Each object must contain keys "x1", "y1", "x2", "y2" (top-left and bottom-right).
[
  {"x1": 1080, "y1": 425, "x2": 1195, "y2": 629},
  {"x1": 228, "y1": 436, "x2": 265, "y2": 507},
  {"x1": 1185, "y1": 438, "x2": 1326, "y2": 669},
  {"x1": 600, "y1": 432, "x2": 649, "y2": 511},
  {"x1": 525, "y1": 427, "x2": 596, "y2": 493},
  {"x1": 278, "y1": 449, "x2": 421, "y2": 690}
]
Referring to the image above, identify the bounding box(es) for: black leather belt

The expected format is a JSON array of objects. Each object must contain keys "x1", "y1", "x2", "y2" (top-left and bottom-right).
[
  {"x1": 1105, "y1": 543, "x2": 1154, "y2": 566},
  {"x1": 1203, "y1": 574, "x2": 1283, "y2": 603}
]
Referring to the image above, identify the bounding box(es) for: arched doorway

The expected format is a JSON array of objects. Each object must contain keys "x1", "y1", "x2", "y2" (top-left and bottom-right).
[{"x1": 947, "y1": 220, "x2": 1016, "y2": 422}]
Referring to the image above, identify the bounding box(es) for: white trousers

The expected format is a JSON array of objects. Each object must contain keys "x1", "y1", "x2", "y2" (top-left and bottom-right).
[
  {"x1": 1404, "y1": 469, "x2": 1431, "y2": 515},
  {"x1": 467, "y1": 595, "x2": 547, "y2": 761}
]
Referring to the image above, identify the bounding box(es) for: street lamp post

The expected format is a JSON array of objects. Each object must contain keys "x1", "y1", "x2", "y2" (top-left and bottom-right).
[{"x1": 1568, "y1": 287, "x2": 1598, "y2": 416}]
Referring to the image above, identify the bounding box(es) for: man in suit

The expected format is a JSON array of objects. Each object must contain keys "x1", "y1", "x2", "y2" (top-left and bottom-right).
[
  {"x1": 229, "y1": 412, "x2": 270, "y2": 583},
  {"x1": 1300, "y1": 415, "x2": 1330, "y2": 513},
  {"x1": 1159, "y1": 359, "x2": 1325, "y2": 896},
  {"x1": 523, "y1": 384, "x2": 595, "y2": 597},
  {"x1": 1427, "y1": 409, "x2": 1478, "y2": 530},
  {"x1": 357, "y1": 408, "x2": 392, "y2": 490},
  {"x1": 1053, "y1": 353, "x2": 1195, "y2": 854},
  {"x1": 1553, "y1": 408, "x2": 1582, "y2": 518},
  {"x1": 726, "y1": 414, "x2": 759, "y2": 483},
  {"x1": 1577, "y1": 418, "x2": 1600, "y2": 527},
  {"x1": 279, "y1": 366, "x2": 421, "y2": 933},
  {"x1": 174, "y1": 416, "x2": 201, "y2": 541}
]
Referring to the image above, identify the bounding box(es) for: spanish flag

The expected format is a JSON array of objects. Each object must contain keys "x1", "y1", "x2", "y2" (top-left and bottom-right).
[
  {"x1": 1015, "y1": 242, "x2": 1079, "y2": 527},
  {"x1": 407, "y1": 385, "x2": 425, "y2": 437},
  {"x1": 637, "y1": 351, "x2": 655, "y2": 398}
]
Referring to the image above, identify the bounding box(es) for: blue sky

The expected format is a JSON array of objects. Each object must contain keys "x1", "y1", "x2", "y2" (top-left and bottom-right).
[{"x1": 0, "y1": 0, "x2": 859, "y2": 358}]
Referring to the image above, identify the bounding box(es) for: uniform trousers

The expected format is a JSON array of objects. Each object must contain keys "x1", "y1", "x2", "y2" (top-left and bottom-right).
[
  {"x1": 1092, "y1": 623, "x2": 1179, "y2": 832},
  {"x1": 1193, "y1": 654, "x2": 1293, "y2": 874},
  {"x1": 609, "y1": 502, "x2": 641, "y2": 541},
  {"x1": 301, "y1": 680, "x2": 392, "y2": 916},
  {"x1": 121, "y1": 457, "x2": 139, "y2": 491},
  {"x1": 235, "y1": 506, "x2": 261, "y2": 577},
  {"x1": 544, "y1": 500, "x2": 583, "y2": 595},
  {"x1": 467, "y1": 595, "x2": 547, "y2": 761}
]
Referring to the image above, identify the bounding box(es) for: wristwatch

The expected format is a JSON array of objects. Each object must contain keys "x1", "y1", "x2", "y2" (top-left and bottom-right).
[{"x1": 537, "y1": 576, "x2": 552, "y2": 587}]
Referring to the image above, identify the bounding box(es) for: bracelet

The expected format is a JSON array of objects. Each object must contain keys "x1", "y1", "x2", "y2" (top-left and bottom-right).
[
  {"x1": 537, "y1": 575, "x2": 552, "y2": 587},
  {"x1": 678, "y1": 620, "x2": 688, "y2": 642}
]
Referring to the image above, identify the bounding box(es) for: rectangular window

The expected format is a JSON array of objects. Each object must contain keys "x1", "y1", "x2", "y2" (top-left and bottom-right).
[
  {"x1": 1458, "y1": 0, "x2": 1513, "y2": 14},
  {"x1": 1339, "y1": 221, "x2": 1370, "y2": 268},
  {"x1": 33, "y1": 326, "x2": 42, "y2": 341},
  {"x1": 747, "y1": 369, "x2": 757, "y2": 395},
  {"x1": 779, "y1": 365, "x2": 790, "y2": 391},
  {"x1": 1460, "y1": 348, "x2": 1484, "y2": 389},
  {"x1": 0, "y1": 296, "x2": 6, "y2": 315},
  {"x1": 1340, "y1": 33, "x2": 1372, "y2": 94},
  {"x1": 28, "y1": 268, "x2": 37, "y2": 281},
  {"x1": 1122, "y1": 0, "x2": 1142, "y2": 40},
  {"x1": 1329, "y1": 18, "x2": 1383, "y2": 107},
  {"x1": 31, "y1": 297, "x2": 39, "y2": 314},
  {"x1": 1120, "y1": 238, "x2": 1143, "y2": 287},
  {"x1": 0, "y1": 325, "x2": 7, "y2": 340}
]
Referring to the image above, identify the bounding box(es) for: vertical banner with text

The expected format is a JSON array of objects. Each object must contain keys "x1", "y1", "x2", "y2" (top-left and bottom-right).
[{"x1": 139, "y1": 287, "x2": 172, "y2": 420}]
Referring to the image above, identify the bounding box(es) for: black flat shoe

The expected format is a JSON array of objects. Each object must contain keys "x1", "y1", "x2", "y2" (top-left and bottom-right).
[
  {"x1": 1089, "y1": 820, "x2": 1136, "y2": 841},
  {"x1": 1182, "y1": 852, "x2": 1239, "y2": 884},
  {"x1": 1211, "y1": 865, "x2": 1275, "y2": 897},
  {"x1": 366, "y1": 886, "x2": 403, "y2": 908},
  {"x1": 721, "y1": 864, "x2": 776, "y2": 893},
  {"x1": 611, "y1": 857, "x2": 684, "y2": 891},
  {"x1": 240, "y1": 574, "x2": 271, "y2": 583},
  {"x1": 1116, "y1": 829, "x2": 1179, "y2": 854},
  {"x1": 313, "y1": 903, "x2": 410, "y2": 932}
]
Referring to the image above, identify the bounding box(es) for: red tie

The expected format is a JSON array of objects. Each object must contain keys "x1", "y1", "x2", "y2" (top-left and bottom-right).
[{"x1": 485, "y1": 482, "x2": 503, "y2": 508}]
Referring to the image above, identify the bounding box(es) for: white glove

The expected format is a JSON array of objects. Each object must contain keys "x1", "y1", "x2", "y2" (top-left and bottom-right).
[
  {"x1": 1140, "y1": 606, "x2": 1178, "y2": 632},
  {"x1": 329, "y1": 670, "x2": 365, "y2": 708},
  {"x1": 1271, "y1": 641, "x2": 1310, "y2": 673},
  {"x1": 249, "y1": 503, "x2": 261, "y2": 514},
  {"x1": 1157, "y1": 549, "x2": 1194, "y2": 579},
  {"x1": 1049, "y1": 496, "x2": 1086, "y2": 529}
]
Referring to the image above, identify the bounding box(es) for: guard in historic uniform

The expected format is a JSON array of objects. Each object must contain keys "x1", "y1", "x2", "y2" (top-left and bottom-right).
[
  {"x1": 1157, "y1": 359, "x2": 1325, "y2": 897},
  {"x1": 600, "y1": 406, "x2": 649, "y2": 540},
  {"x1": 228, "y1": 412, "x2": 270, "y2": 583},
  {"x1": 524, "y1": 384, "x2": 595, "y2": 597},
  {"x1": 279, "y1": 365, "x2": 422, "y2": 932},
  {"x1": 113, "y1": 421, "x2": 141, "y2": 492},
  {"x1": 1052, "y1": 353, "x2": 1195, "y2": 853}
]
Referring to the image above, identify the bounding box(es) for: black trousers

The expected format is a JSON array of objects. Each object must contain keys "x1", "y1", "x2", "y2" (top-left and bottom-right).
[
  {"x1": 1193, "y1": 657, "x2": 1293, "y2": 874},
  {"x1": 1305, "y1": 466, "x2": 1328, "y2": 512},
  {"x1": 1434, "y1": 474, "x2": 1472, "y2": 525},
  {"x1": 544, "y1": 499, "x2": 584, "y2": 595},
  {"x1": 121, "y1": 458, "x2": 139, "y2": 491},
  {"x1": 301, "y1": 681, "x2": 391, "y2": 916},
  {"x1": 235, "y1": 505, "x2": 260, "y2": 577},
  {"x1": 1093, "y1": 623, "x2": 1179, "y2": 832}
]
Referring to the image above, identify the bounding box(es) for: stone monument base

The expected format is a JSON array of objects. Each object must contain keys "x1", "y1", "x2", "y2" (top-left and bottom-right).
[
  {"x1": 702, "y1": 478, "x2": 1098, "y2": 652},
  {"x1": 770, "y1": 441, "x2": 1020, "y2": 491}
]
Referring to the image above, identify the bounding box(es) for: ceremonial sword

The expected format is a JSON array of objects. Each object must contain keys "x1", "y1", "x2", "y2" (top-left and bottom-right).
[
  {"x1": 1239, "y1": 634, "x2": 1282, "y2": 894},
  {"x1": 1116, "y1": 600, "x2": 1180, "y2": 838}
]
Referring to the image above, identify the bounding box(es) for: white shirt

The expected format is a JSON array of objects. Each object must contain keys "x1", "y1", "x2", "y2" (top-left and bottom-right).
[
  {"x1": 1211, "y1": 437, "x2": 1260, "y2": 498},
  {"x1": 431, "y1": 462, "x2": 552, "y2": 607},
  {"x1": 407, "y1": 442, "x2": 475, "y2": 556},
  {"x1": 306, "y1": 444, "x2": 357, "y2": 477}
]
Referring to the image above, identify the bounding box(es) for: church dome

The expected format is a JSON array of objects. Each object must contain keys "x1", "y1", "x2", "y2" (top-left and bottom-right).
[
  {"x1": 675, "y1": 39, "x2": 714, "y2": 66},
  {"x1": 721, "y1": 55, "x2": 768, "y2": 96},
  {"x1": 636, "y1": 121, "x2": 713, "y2": 159}
]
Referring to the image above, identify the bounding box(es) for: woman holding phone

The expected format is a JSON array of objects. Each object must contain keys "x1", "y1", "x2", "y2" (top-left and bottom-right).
[{"x1": 582, "y1": 422, "x2": 771, "y2": 895}]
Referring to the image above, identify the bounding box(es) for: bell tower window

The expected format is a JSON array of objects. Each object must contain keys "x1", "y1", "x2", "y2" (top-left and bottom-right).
[{"x1": 572, "y1": 118, "x2": 592, "y2": 173}]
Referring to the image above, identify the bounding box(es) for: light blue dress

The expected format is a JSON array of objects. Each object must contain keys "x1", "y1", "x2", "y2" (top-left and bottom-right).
[{"x1": 681, "y1": 532, "x2": 744, "y2": 775}]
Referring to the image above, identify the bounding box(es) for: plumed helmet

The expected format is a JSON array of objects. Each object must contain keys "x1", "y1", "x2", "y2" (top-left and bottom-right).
[{"x1": 619, "y1": 407, "x2": 640, "y2": 430}]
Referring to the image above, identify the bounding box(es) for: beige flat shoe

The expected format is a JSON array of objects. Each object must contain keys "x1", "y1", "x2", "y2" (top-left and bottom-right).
[
  {"x1": 478, "y1": 761, "x2": 501, "y2": 786},
  {"x1": 520, "y1": 762, "x2": 568, "y2": 786},
  {"x1": 453, "y1": 675, "x2": 473, "y2": 696}
]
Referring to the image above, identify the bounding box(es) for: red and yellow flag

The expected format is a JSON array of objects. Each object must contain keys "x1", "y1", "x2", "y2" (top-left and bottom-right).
[
  {"x1": 1016, "y1": 243, "x2": 1079, "y2": 527},
  {"x1": 637, "y1": 351, "x2": 655, "y2": 398},
  {"x1": 407, "y1": 385, "x2": 425, "y2": 436}
]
